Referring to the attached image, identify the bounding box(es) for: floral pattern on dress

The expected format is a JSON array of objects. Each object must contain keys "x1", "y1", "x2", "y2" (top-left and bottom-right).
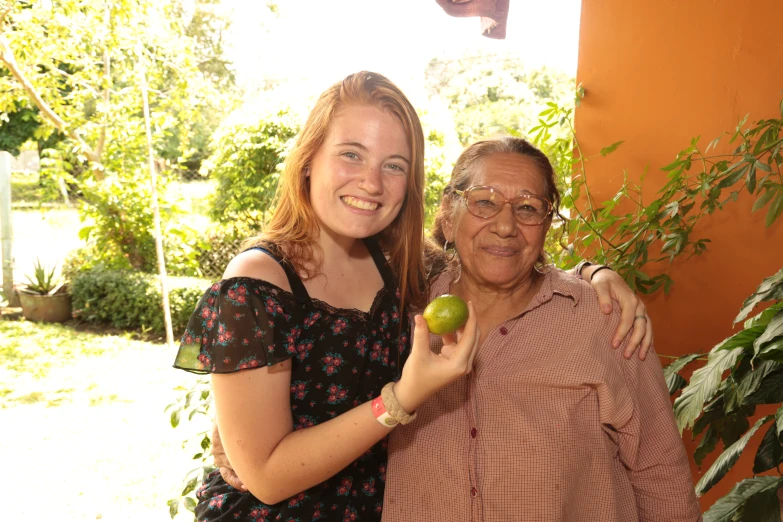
[{"x1": 173, "y1": 272, "x2": 410, "y2": 522}]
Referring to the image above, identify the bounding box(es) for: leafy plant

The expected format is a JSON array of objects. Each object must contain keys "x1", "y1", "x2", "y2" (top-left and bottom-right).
[
  {"x1": 165, "y1": 378, "x2": 214, "y2": 518},
  {"x1": 71, "y1": 266, "x2": 207, "y2": 336},
  {"x1": 23, "y1": 258, "x2": 64, "y2": 296},
  {"x1": 533, "y1": 92, "x2": 783, "y2": 295},
  {"x1": 668, "y1": 268, "x2": 783, "y2": 519}
]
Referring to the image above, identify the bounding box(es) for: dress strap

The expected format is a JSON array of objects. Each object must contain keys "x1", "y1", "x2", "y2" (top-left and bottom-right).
[
  {"x1": 244, "y1": 246, "x2": 310, "y2": 301},
  {"x1": 363, "y1": 237, "x2": 396, "y2": 290}
]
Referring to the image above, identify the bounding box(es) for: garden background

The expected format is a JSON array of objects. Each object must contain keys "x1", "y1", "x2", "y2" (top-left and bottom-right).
[{"x1": 2, "y1": 0, "x2": 783, "y2": 520}]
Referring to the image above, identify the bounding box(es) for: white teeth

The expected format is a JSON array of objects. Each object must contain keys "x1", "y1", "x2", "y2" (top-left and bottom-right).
[{"x1": 342, "y1": 196, "x2": 379, "y2": 211}]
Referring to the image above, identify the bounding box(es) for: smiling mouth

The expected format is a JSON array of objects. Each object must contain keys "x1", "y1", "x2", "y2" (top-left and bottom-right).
[
  {"x1": 341, "y1": 196, "x2": 379, "y2": 211},
  {"x1": 483, "y1": 246, "x2": 518, "y2": 256}
]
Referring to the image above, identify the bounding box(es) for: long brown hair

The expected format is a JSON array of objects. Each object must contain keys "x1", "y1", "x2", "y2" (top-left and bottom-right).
[{"x1": 245, "y1": 71, "x2": 428, "y2": 310}]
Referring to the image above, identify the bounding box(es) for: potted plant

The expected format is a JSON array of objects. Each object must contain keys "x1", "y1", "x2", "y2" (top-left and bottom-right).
[{"x1": 18, "y1": 259, "x2": 72, "y2": 323}]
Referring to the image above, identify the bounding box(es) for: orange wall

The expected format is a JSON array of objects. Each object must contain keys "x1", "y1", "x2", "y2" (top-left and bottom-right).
[{"x1": 575, "y1": 0, "x2": 783, "y2": 512}]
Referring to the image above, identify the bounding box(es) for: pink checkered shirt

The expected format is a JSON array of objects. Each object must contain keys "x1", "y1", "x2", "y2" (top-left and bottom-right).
[{"x1": 383, "y1": 268, "x2": 701, "y2": 522}]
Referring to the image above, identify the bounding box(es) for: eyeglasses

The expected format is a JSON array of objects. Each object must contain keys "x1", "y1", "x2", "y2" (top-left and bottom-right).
[{"x1": 454, "y1": 186, "x2": 553, "y2": 226}]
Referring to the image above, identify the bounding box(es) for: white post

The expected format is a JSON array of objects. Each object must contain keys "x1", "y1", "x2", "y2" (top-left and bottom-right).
[
  {"x1": 139, "y1": 51, "x2": 174, "y2": 348},
  {"x1": 0, "y1": 151, "x2": 19, "y2": 306}
]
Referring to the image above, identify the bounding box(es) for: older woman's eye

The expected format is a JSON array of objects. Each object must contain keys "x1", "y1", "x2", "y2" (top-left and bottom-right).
[
  {"x1": 475, "y1": 199, "x2": 496, "y2": 208},
  {"x1": 515, "y1": 203, "x2": 538, "y2": 213}
]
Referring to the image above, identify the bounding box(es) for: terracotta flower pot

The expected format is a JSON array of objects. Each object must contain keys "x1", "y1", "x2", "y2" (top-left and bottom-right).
[{"x1": 18, "y1": 290, "x2": 73, "y2": 323}]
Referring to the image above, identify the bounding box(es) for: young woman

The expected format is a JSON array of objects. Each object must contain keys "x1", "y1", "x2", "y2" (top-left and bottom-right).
[{"x1": 173, "y1": 71, "x2": 652, "y2": 522}]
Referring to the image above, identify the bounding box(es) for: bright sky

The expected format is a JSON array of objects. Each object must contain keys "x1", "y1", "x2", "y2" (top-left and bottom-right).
[{"x1": 225, "y1": 0, "x2": 581, "y2": 104}]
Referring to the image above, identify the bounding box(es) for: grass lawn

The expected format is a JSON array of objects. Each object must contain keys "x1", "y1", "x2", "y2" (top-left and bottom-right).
[{"x1": 0, "y1": 317, "x2": 210, "y2": 521}]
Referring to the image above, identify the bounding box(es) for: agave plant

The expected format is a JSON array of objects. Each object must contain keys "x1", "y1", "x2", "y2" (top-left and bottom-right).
[{"x1": 24, "y1": 258, "x2": 65, "y2": 296}]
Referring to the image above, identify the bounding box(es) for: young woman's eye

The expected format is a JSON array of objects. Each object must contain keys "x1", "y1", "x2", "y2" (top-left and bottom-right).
[
  {"x1": 385, "y1": 163, "x2": 406, "y2": 174},
  {"x1": 342, "y1": 151, "x2": 360, "y2": 160}
]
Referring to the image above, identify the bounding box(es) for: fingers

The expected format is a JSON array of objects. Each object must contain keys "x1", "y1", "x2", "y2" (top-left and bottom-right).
[
  {"x1": 613, "y1": 292, "x2": 639, "y2": 349},
  {"x1": 410, "y1": 315, "x2": 431, "y2": 358},
  {"x1": 593, "y1": 278, "x2": 615, "y2": 315},
  {"x1": 638, "y1": 309, "x2": 654, "y2": 361},
  {"x1": 219, "y1": 466, "x2": 248, "y2": 491},
  {"x1": 622, "y1": 301, "x2": 649, "y2": 359},
  {"x1": 623, "y1": 320, "x2": 645, "y2": 359}
]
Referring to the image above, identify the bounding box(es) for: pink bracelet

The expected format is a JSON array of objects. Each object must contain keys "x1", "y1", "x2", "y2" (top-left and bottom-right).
[{"x1": 371, "y1": 396, "x2": 398, "y2": 428}]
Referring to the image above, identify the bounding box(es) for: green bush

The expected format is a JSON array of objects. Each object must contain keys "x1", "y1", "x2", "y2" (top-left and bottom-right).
[
  {"x1": 71, "y1": 266, "x2": 208, "y2": 337},
  {"x1": 201, "y1": 110, "x2": 300, "y2": 230}
]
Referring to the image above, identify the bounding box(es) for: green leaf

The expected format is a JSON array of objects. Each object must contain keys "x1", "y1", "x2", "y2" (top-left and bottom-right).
[
  {"x1": 753, "y1": 189, "x2": 777, "y2": 212},
  {"x1": 184, "y1": 496, "x2": 197, "y2": 512},
  {"x1": 663, "y1": 353, "x2": 702, "y2": 395},
  {"x1": 754, "y1": 311, "x2": 783, "y2": 357},
  {"x1": 718, "y1": 163, "x2": 749, "y2": 189},
  {"x1": 674, "y1": 347, "x2": 744, "y2": 432},
  {"x1": 706, "y1": 136, "x2": 722, "y2": 153},
  {"x1": 716, "y1": 326, "x2": 767, "y2": 352},
  {"x1": 181, "y1": 475, "x2": 199, "y2": 496},
  {"x1": 746, "y1": 163, "x2": 757, "y2": 193},
  {"x1": 695, "y1": 415, "x2": 773, "y2": 496},
  {"x1": 758, "y1": 339, "x2": 783, "y2": 364},
  {"x1": 167, "y1": 498, "x2": 179, "y2": 518},
  {"x1": 736, "y1": 488, "x2": 782, "y2": 522},
  {"x1": 753, "y1": 422, "x2": 783, "y2": 474},
  {"x1": 695, "y1": 425, "x2": 719, "y2": 467},
  {"x1": 744, "y1": 303, "x2": 783, "y2": 330},
  {"x1": 776, "y1": 403, "x2": 783, "y2": 438},
  {"x1": 703, "y1": 476, "x2": 783, "y2": 522},
  {"x1": 735, "y1": 267, "x2": 783, "y2": 323},
  {"x1": 599, "y1": 140, "x2": 624, "y2": 156},
  {"x1": 736, "y1": 360, "x2": 780, "y2": 408},
  {"x1": 170, "y1": 410, "x2": 180, "y2": 428},
  {"x1": 767, "y1": 193, "x2": 783, "y2": 227},
  {"x1": 744, "y1": 368, "x2": 783, "y2": 405}
]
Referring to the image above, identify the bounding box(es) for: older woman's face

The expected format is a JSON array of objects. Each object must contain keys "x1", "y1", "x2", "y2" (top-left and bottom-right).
[{"x1": 446, "y1": 152, "x2": 551, "y2": 289}]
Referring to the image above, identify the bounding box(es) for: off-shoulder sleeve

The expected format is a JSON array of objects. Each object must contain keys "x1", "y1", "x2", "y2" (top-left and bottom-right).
[{"x1": 173, "y1": 278, "x2": 301, "y2": 374}]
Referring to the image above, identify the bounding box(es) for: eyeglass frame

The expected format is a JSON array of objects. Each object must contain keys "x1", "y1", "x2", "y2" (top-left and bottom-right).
[{"x1": 453, "y1": 185, "x2": 554, "y2": 226}]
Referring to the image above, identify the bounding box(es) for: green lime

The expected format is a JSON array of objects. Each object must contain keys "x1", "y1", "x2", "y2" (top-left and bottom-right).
[{"x1": 423, "y1": 294, "x2": 469, "y2": 335}]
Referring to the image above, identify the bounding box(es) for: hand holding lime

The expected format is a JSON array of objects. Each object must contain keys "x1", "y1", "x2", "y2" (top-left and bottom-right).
[{"x1": 422, "y1": 294, "x2": 469, "y2": 335}]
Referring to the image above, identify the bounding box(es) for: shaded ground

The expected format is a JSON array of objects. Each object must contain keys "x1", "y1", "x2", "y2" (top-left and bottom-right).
[{"x1": 0, "y1": 318, "x2": 209, "y2": 521}]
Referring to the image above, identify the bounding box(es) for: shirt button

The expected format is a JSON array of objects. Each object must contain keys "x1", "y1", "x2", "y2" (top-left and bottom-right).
[
  {"x1": 470, "y1": 428, "x2": 477, "y2": 438},
  {"x1": 499, "y1": 326, "x2": 508, "y2": 335},
  {"x1": 470, "y1": 487, "x2": 478, "y2": 498}
]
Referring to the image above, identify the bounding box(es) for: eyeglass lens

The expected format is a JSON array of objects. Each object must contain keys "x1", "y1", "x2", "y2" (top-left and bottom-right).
[{"x1": 466, "y1": 188, "x2": 549, "y2": 223}]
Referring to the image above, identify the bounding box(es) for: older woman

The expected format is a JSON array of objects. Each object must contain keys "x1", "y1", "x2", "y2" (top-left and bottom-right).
[{"x1": 382, "y1": 138, "x2": 701, "y2": 522}]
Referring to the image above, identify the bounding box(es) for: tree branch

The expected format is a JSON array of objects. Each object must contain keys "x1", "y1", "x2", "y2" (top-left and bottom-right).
[
  {"x1": 0, "y1": 2, "x2": 14, "y2": 32},
  {"x1": 0, "y1": 34, "x2": 103, "y2": 175}
]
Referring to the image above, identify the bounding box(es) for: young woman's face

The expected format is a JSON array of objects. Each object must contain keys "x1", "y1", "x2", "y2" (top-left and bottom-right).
[{"x1": 307, "y1": 103, "x2": 411, "y2": 244}]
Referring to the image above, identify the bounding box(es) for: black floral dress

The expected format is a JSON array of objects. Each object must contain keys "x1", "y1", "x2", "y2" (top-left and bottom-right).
[{"x1": 173, "y1": 239, "x2": 410, "y2": 522}]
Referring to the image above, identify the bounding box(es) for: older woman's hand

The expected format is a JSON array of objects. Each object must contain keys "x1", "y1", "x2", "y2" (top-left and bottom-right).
[{"x1": 582, "y1": 265, "x2": 653, "y2": 360}]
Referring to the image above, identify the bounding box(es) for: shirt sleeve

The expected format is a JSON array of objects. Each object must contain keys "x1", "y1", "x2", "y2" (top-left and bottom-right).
[
  {"x1": 614, "y1": 344, "x2": 703, "y2": 522},
  {"x1": 173, "y1": 278, "x2": 299, "y2": 374}
]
